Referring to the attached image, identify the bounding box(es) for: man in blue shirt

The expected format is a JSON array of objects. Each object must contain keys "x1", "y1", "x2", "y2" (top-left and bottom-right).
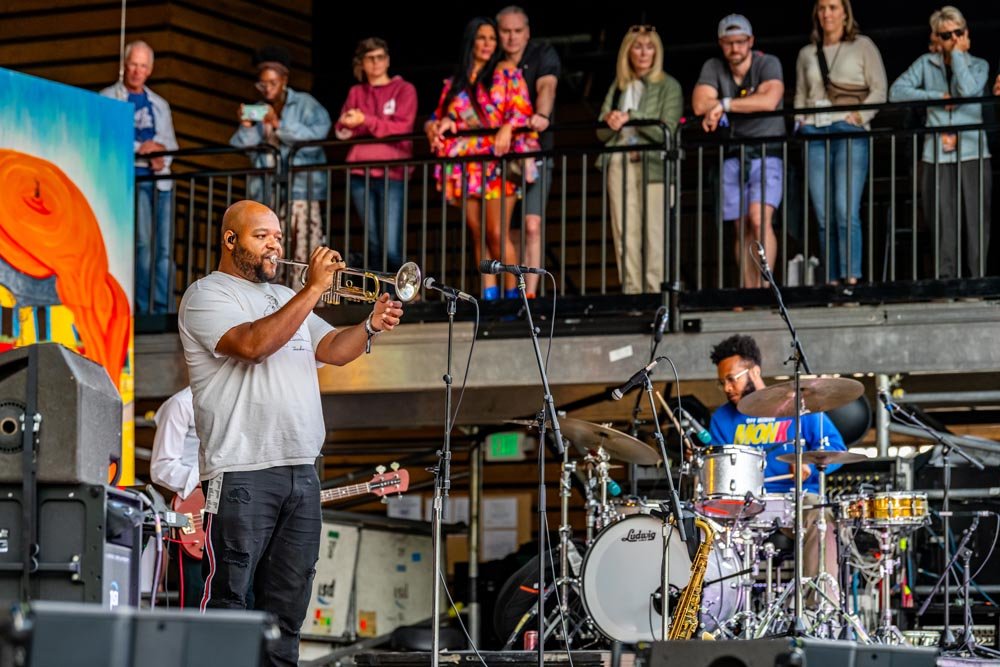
[
  {"x1": 708, "y1": 334, "x2": 843, "y2": 591},
  {"x1": 101, "y1": 40, "x2": 179, "y2": 315}
]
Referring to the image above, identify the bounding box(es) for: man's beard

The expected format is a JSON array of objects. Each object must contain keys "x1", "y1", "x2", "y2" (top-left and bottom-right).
[
  {"x1": 231, "y1": 240, "x2": 275, "y2": 283},
  {"x1": 730, "y1": 381, "x2": 756, "y2": 406}
]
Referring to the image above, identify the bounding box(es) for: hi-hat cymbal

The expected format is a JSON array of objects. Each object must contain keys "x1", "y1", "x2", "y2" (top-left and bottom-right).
[
  {"x1": 737, "y1": 377, "x2": 865, "y2": 418},
  {"x1": 775, "y1": 450, "x2": 870, "y2": 466},
  {"x1": 504, "y1": 417, "x2": 661, "y2": 465}
]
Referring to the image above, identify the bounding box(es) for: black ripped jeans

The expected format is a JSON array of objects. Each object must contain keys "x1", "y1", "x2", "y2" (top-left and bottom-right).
[{"x1": 201, "y1": 464, "x2": 321, "y2": 667}]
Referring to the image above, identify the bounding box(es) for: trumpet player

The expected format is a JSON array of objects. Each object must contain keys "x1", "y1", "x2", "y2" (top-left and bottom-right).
[{"x1": 178, "y1": 200, "x2": 403, "y2": 666}]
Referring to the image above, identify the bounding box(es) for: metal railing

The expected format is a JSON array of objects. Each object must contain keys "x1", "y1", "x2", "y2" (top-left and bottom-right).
[{"x1": 132, "y1": 96, "x2": 999, "y2": 317}]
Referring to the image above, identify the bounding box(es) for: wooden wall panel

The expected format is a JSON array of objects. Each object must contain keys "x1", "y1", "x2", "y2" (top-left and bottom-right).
[{"x1": 0, "y1": 0, "x2": 315, "y2": 155}]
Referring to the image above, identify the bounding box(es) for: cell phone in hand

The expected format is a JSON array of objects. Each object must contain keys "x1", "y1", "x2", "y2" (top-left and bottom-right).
[{"x1": 241, "y1": 103, "x2": 270, "y2": 122}]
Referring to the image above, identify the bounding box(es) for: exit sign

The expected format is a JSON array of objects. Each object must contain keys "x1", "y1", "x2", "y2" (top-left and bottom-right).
[{"x1": 487, "y1": 432, "x2": 525, "y2": 461}]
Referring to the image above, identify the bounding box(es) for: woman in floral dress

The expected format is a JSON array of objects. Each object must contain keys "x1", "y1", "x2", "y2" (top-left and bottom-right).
[{"x1": 426, "y1": 16, "x2": 540, "y2": 300}]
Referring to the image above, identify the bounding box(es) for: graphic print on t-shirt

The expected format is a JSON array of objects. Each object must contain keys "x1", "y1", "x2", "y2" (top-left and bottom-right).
[{"x1": 383, "y1": 98, "x2": 396, "y2": 116}]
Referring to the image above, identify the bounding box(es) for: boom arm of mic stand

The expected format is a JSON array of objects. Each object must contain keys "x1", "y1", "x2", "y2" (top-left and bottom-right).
[
  {"x1": 755, "y1": 249, "x2": 812, "y2": 374},
  {"x1": 891, "y1": 404, "x2": 985, "y2": 470}
]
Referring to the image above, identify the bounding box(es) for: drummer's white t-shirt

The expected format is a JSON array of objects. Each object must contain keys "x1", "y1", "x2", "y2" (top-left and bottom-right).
[{"x1": 178, "y1": 271, "x2": 335, "y2": 480}]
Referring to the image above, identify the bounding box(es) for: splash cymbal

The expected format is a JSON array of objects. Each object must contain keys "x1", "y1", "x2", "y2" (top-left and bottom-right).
[
  {"x1": 504, "y1": 417, "x2": 661, "y2": 465},
  {"x1": 737, "y1": 377, "x2": 865, "y2": 418}
]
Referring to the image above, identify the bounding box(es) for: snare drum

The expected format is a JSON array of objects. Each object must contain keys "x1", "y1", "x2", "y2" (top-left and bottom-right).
[
  {"x1": 694, "y1": 445, "x2": 766, "y2": 520},
  {"x1": 867, "y1": 492, "x2": 928, "y2": 526}
]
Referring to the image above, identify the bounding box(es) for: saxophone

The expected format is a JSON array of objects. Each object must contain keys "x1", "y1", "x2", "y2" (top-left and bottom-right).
[{"x1": 667, "y1": 516, "x2": 715, "y2": 640}]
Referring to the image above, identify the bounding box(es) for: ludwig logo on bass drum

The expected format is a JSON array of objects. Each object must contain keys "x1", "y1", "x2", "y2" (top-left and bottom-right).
[{"x1": 620, "y1": 528, "x2": 657, "y2": 542}]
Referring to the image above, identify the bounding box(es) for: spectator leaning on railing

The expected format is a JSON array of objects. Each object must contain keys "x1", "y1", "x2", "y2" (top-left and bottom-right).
[
  {"x1": 795, "y1": 0, "x2": 886, "y2": 286},
  {"x1": 692, "y1": 14, "x2": 786, "y2": 290},
  {"x1": 498, "y1": 5, "x2": 561, "y2": 298},
  {"x1": 425, "y1": 17, "x2": 540, "y2": 301},
  {"x1": 231, "y1": 45, "x2": 332, "y2": 264},
  {"x1": 335, "y1": 37, "x2": 417, "y2": 273},
  {"x1": 597, "y1": 25, "x2": 682, "y2": 295},
  {"x1": 100, "y1": 40, "x2": 179, "y2": 315},
  {"x1": 890, "y1": 5, "x2": 991, "y2": 279}
]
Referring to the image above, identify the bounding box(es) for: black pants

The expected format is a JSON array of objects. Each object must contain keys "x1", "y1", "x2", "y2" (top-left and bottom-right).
[
  {"x1": 922, "y1": 159, "x2": 992, "y2": 278},
  {"x1": 201, "y1": 465, "x2": 321, "y2": 667}
]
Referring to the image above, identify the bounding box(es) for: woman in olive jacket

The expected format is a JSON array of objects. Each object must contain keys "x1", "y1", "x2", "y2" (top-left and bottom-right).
[{"x1": 598, "y1": 26, "x2": 683, "y2": 294}]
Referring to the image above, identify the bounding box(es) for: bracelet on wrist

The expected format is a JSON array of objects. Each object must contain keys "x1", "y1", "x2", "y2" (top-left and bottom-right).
[{"x1": 364, "y1": 312, "x2": 382, "y2": 354}]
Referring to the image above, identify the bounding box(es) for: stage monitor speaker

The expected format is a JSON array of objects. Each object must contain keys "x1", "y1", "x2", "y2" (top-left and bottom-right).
[
  {"x1": 0, "y1": 484, "x2": 141, "y2": 607},
  {"x1": 19, "y1": 601, "x2": 276, "y2": 667},
  {"x1": 643, "y1": 638, "x2": 939, "y2": 667},
  {"x1": 0, "y1": 343, "x2": 121, "y2": 486}
]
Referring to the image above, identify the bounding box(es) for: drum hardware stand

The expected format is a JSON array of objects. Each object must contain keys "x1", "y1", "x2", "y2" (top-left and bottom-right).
[
  {"x1": 871, "y1": 526, "x2": 906, "y2": 644},
  {"x1": 753, "y1": 241, "x2": 810, "y2": 635},
  {"x1": 881, "y1": 394, "x2": 984, "y2": 649},
  {"x1": 640, "y1": 371, "x2": 688, "y2": 640},
  {"x1": 513, "y1": 270, "x2": 567, "y2": 666}
]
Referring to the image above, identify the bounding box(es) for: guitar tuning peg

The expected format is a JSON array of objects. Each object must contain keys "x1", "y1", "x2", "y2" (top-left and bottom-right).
[
  {"x1": 390, "y1": 462, "x2": 399, "y2": 471},
  {"x1": 380, "y1": 497, "x2": 389, "y2": 505},
  {"x1": 376, "y1": 465, "x2": 386, "y2": 475}
]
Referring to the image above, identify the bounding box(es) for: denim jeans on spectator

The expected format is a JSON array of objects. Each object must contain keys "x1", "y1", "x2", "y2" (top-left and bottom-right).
[
  {"x1": 800, "y1": 122, "x2": 868, "y2": 282},
  {"x1": 350, "y1": 177, "x2": 404, "y2": 271},
  {"x1": 135, "y1": 182, "x2": 174, "y2": 314}
]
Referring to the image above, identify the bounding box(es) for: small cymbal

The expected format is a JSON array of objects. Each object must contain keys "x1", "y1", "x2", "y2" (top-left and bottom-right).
[
  {"x1": 775, "y1": 450, "x2": 870, "y2": 466},
  {"x1": 737, "y1": 377, "x2": 865, "y2": 418}
]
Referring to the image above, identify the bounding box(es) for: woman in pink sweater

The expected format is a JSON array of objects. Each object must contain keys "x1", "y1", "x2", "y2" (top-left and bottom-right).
[{"x1": 335, "y1": 37, "x2": 418, "y2": 272}]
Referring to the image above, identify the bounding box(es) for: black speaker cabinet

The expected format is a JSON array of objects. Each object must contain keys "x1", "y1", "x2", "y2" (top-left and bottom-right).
[
  {"x1": 21, "y1": 602, "x2": 275, "y2": 667},
  {"x1": 0, "y1": 484, "x2": 141, "y2": 607},
  {"x1": 643, "y1": 638, "x2": 939, "y2": 667},
  {"x1": 0, "y1": 343, "x2": 121, "y2": 486}
]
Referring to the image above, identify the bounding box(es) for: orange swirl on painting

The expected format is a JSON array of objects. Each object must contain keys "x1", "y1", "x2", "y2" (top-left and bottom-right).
[{"x1": 0, "y1": 149, "x2": 130, "y2": 382}]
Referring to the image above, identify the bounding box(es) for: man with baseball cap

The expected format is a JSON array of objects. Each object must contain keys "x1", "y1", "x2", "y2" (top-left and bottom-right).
[{"x1": 693, "y1": 14, "x2": 786, "y2": 289}]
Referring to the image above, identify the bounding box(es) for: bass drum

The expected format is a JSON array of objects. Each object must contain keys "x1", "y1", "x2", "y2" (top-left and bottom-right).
[{"x1": 580, "y1": 514, "x2": 742, "y2": 643}]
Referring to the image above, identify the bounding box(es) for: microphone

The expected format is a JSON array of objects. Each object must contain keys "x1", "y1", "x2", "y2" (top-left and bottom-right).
[
  {"x1": 754, "y1": 241, "x2": 772, "y2": 276},
  {"x1": 877, "y1": 389, "x2": 897, "y2": 412},
  {"x1": 478, "y1": 259, "x2": 546, "y2": 276},
  {"x1": 677, "y1": 407, "x2": 712, "y2": 446},
  {"x1": 423, "y1": 277, "x2": 477, "y2": 303},
  {"x1": 611, "y1": 359, "x2": 659, "y2": 400},
  {"x1": 653, "y1": 308, "x2": 669, "y2": 344},
  {"x1": 606, "y1": 479, "x2": 622, "y2": 497}
]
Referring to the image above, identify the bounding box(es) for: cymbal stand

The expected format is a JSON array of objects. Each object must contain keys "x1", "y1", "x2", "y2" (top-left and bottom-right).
[
  {"x1": 752, "y1": 241, "x2": 810, "y2": 634},
  {"x1": 558, "y1": 452, "x2": 577, "y2": 617}
]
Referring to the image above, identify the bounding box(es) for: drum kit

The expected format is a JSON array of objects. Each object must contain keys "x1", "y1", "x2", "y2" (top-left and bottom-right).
[{"x1": 503, "y1": 376, "x2": 932, "y2": 648}]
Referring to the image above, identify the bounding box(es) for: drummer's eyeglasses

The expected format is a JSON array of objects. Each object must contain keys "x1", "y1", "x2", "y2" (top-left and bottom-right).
[{"x1": 717, "y1": 367, "x2": 750, "y2": 389}]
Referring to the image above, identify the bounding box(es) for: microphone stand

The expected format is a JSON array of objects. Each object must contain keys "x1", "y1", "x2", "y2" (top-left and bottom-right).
[
  {"x1": 430, "y1": 294, "x2": 458, "y2": 667},
  {"x1": 642, "y1": 372, "x2": 687, "y2": 640},
  {"x1": 513, "y1": 271, "x2": 566, "y2": 667},
  {"x1": 754, "y1": 243, "x2": 810, "y2": 635},
  {"x1": 628, "y1": 307, "x2": 667, "y2": 497},
  {"x1": 889, "y1": 399, "x2": 984, "y2": 649}
]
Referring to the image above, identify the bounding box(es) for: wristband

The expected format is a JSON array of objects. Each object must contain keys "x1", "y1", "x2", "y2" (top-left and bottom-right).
[
  {"x1": 721, "y1": 97, "x2": 732, "y2": 113},
  {"x1": 537, "y1": 112, "x2": 550, "y2": 120},
  {"x1": 364, "y1": 312, "x2": 382, "y2": 354}
]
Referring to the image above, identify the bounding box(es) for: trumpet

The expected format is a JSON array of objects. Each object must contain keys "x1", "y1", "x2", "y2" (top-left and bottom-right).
[{"x1": 271, "y1": 257, "x2": 422, "y2": 304}]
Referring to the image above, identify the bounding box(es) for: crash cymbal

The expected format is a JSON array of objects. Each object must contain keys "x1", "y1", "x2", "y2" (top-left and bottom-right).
[
  {"x1": 737, "y1": 377, "x2": 865, "y2": 418},
  {"x1": 558, "y1": 417, "x2": 662, "y2": 465},
  {"x1": 504, "y1": 417, "x2": 661, "y2": 465},
  {"x1": 775, "y1": 450, "x2": 870, "y2": 466}
]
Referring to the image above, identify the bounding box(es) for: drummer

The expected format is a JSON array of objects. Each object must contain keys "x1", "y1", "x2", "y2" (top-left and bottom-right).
[{"x1": 707, "y1": 334, "x2": 844, "y2": 587}]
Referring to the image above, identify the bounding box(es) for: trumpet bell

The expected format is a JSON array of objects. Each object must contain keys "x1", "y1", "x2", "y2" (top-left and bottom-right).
[{"x1": 393, "y1": 262, "x2": 421, "y2": 302}]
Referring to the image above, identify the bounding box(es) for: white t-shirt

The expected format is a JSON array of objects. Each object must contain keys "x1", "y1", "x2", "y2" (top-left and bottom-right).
[
  {"x1": 150, "y1": 386, "x2": 201, "y2": 499},
  {"x1": 178, "y1": 272, "x2": 336, "y2": 479}
]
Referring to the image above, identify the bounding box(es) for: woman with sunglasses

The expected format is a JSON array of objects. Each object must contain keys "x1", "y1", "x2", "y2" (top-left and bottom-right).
[
  {"x1": 597, "y1": 25, "x2": 682, "y2": 295},
  {"x1": 890, "y1": 5, "x2": 991, "y2": 279},
  {"x1": 231, "y1": 45, "x2": 332, "y2": 264},
  {"x1": 425, "y1": 17, "x2": 540, "y2": 301},
  {"x1": 794, "y1": 0, "x2": 886, "y2": 287}
]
